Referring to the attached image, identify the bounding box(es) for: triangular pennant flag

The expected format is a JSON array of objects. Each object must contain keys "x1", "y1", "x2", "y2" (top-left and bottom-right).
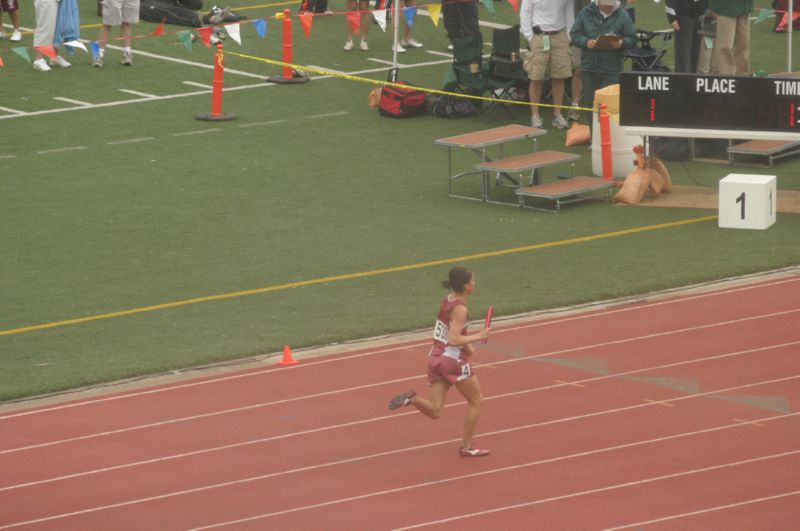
[
  {"x1": 177, "y1": 30, "x2": 194, "y2": 51},
  {"x1": 755, "y1": 7, "x2": 774, "y2": 24},
  {"x1": 12, "y1": 46, "x2": 31, "y2": 63},
  {"x1": 151, "y1": 18, "x2": 166, "y2": 36},
  {"x1": 0, "y1": 55, "x2": 4, "y2": 68},
  {"x1": 298, "y1": 12, "x2": 313, "y2": 39},
  {"x1": 64, "y1": 40, "x2": 88, "y2": 53},
  {"x1": 507, "y1": 0, "x2": 520, "y2": 12},
  {"x1": 90, "y1": 40, "x2": 101, "y2": 58},
  {"x1": 198, "y1": 26, "x2": 213, "y2": 48},
  {"x1": 404, "y1": 6, "x2": 417, "y2": 29},
  {"x1": 483, "y1": 0, "x2": 496, "y2": 15},
  {"x1": 372, "y1": 9, "x2": 387, "y2": 32},
  {"x1": 35, "y1": 45, "x2": 57, "y2": 59},
  {"x1": 225, "y1": 23, "x2": 242, "y2": 45},
  {"x1": 346, "y1": 11, "x2": 360, "y2": 35},
  {"x1": 253, "y1": 18, "x2": 267, "y2": 38},
  {"x1": 427, "y1": 4, "x2": 441, "y2": 27}
]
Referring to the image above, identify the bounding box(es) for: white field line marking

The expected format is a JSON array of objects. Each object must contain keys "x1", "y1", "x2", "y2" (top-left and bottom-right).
[
  {"x1": 172, "y1": 129, "x2": 221, "y2": 137},
  {"x1": 118, "y1": 89, "x2": 157, "y2": 99},
  {"x1": 367, "y1": 58, "x2": 405, "y2": 66},
  {"x1": 391, "y1": 451, "x2": 800, "y2": 531},
  {"x1": 0, "y1": 155, "x2": 17, "y2": 160},
  {"x1": 36, "y1": 146, "x2": 87, "y2": 155},
  {"x1": 182, "y1": 81, "x2": 213, "y2": 89},
  {"x1": 605, "y1": 490, "x2": 800, "y2": 530},
  {"x1": 425, "y1": 50, "x2": 452, "y2": 58},
  {"x1": 0, "y1": 106, "x2": 24, "y2": 114},
  {"x1": 2, "y1": 364, "x2": 797, "y2": 493},
  {"x1": 4, "y1": 413, "x2": 798, "y2": 531},
  {"x1": 52, "y1": 97, "x2": 92, "y2": 107},
  {"x1": 304, "y1": 111, "x2": 349, "y2": 119},
  {"x1": 306, "y1": 64, "x2": 346, "y2": 75},
  {"x1": 237, "y1": 120, "x2": 286, "y2": 128},
  {"x1": 0, "y1": 299, "x2": 795, "y2": 428},
  {"x1": 2, "y1": 276, "x2": 796, "y2": 420},
  {"x1": 105, "y1": 137, "x2": 155, "y2": 146}
]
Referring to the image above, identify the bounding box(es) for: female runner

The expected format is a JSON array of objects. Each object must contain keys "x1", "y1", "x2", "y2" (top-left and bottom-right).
[{"x1": 389, "y1": 266, "x2": 491, "y2": 457}]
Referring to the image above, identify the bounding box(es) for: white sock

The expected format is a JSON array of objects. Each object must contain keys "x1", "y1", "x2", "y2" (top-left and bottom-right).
[
  {"x1": 99, "y1": 49, "x2": 105, "y2": 57},
  {"x1": 123, "y1": 47, "x2": 132, "y2": 54}
]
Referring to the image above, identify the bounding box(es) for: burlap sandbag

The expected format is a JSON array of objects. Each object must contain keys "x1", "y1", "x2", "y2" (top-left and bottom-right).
[
  {"x1": 614, "y1": 146, "x2": 651, "y2": 204},
  {"x1": 647, "y1": 156, "x2": 672, "y2": 193}
]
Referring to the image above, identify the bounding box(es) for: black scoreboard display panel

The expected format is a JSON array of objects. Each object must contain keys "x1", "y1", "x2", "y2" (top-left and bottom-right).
[{"x1": 619, "y1": 72, "x2": 800, "y2": 133}]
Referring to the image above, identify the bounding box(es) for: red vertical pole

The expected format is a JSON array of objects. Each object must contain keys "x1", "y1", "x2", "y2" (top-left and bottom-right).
[
  {"x1": 196, "y1": 43, "x2": 236, "y2": 121},
  {"x1": 282, "y1": 9, "x2": 293, "y2": 80},
  {"x1": 599, "y1": 103, "x2": 614, "y2": 181},
  {"x1": 211, "y1": 43, "x2": 224, "y2": 116}
]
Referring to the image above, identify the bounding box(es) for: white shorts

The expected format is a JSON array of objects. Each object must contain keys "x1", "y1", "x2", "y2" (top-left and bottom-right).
[{"x1": 102, "y1": 0, "x2": 140, "y2": 25}]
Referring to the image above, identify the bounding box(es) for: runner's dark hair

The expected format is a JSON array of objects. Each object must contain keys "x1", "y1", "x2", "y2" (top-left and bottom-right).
[{"x1": 441, "y1": 266, "x2": 473, "y2": 292}]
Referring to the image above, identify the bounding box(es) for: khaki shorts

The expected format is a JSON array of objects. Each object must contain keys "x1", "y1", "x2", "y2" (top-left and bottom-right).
[
  {"x1": 102, "y1": 0, "x2": 140, "y2": 26},
  {"x1": 523, "y1": 30, "x2": 573, "y2": 81}
]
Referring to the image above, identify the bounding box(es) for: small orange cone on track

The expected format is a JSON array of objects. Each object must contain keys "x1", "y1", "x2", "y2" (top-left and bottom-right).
[{"x1": 279, "y1": 344, "x2": 299, "y2": 366}]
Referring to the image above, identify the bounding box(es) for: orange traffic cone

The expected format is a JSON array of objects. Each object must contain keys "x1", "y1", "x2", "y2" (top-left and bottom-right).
[{"x1": 279, "y1": 344, "x2": 298, "y2": 366}]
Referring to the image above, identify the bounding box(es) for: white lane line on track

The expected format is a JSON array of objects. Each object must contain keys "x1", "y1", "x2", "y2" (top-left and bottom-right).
[
  {"x1": 1, "y1": 275, "x2": 796, "y2": 421},
  {"x1": 304, "y1": 111, "x2": 350, "y2": 119},
  {"x1": 3, "y1": 413, "x2": 798, "y2": 530},
  {"x1": 390, "y1": 451, "x2": 800, "y2": 531},
  {"x1": 605, "y1": 490, "x2": 800, "y2": 530},
  {"x1": 2, "y1": 366, "x2": 798, "y2": 492}
]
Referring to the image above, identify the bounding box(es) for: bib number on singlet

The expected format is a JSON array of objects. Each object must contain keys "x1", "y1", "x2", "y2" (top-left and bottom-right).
[
  {"x1": 433, "y1": 319, "x2": 449, "y2": 344},
  {"x1": 457, "y1": 363, "x2": 472, "y2": 382}
]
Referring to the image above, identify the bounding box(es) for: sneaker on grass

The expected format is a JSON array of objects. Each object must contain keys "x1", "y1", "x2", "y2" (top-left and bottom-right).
[
  {"x1": 552, "y1": 114, "x2": 569, "y2": 130},
  {"x1": 343, "y1": 38, "x2": 354, "y2": 51},
  {"x1": 121, "y1": 51, "x2": 133, "y2": 66},
  {"x1": 401, "y1": 38, "x2": 423, "y2": 48},
  {"x1": 32, "y1": 58, "x2": 51, "y2": 72},
  {"x1": 531, "y1": 114, "x2": 544, "y2": 128},
  {"x1": 11, "y1": 29, "x2": 22, "y2": 42},
  {"x1": 50, "y1": 56, "x2": 71, "y2": 68},
  {"x1": 360, "y1": 39, "x2": 369, "y2": 51}
]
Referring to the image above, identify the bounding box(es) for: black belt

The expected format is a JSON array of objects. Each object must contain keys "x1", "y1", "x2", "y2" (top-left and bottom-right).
[{"x1": 533, "y1": 28, "x2": 563, "y2": 35}]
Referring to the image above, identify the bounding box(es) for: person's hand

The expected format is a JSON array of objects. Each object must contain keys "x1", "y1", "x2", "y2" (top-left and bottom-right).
[
  {"x1": 610, "y1": 37, "x2": 623, "y2": 49},
  {"x1": 587, "y1": 39, "x2": 597, "y2": 49},
  {"x1": 478, "y1": 327, "x2": 491, "y2": 340},
  {"x1": 671, "y1": 20, "x2": 680, "y2": 32}
]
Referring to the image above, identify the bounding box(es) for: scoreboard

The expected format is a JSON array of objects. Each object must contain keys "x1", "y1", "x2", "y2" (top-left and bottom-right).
[{"x1": 619, "y1": 72, "x2": 800, "y2": 134}]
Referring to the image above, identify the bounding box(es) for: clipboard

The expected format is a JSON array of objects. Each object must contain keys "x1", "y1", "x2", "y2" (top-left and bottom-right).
[{"x1": 595, "y1": 34, "x2": 622, "y2": 49}]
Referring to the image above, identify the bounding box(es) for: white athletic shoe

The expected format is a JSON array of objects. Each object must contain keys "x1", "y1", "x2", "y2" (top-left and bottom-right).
[
  {"x1": 360, "y1": 39, "x2": 369, "y2": 51},
  {"x1": 393, "y1": 42, "x2": 406, "y2": 53},
  {"x1": 401, "y1": 38, "x2": 422, "y2": 48},
  {"x1": 343, "y1": 38, "x2": 353, "y2": 51},
  {"x1": 10, "y1": 29, "x2": 22, "y2": 42},
  {"x1": 50, "y1": 55, "x2": 72, "y2": 68},
  {"x1": 33, "y1": 58, "x2": 51, "y2": 72}
]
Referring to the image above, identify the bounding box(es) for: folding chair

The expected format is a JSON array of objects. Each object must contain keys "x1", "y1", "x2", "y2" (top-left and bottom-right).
[{"x1": 444, "y1": 32, "x2": 517, "y2": 118}]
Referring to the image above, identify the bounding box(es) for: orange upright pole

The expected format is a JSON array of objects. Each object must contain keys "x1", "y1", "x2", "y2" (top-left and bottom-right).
[
  {"x1": 282, "y1": 9, "x2": 293, "y2": 80},
  {"x1": 599, "y1": 103, "x2": 613, "y2": 180},
  {"x1": 196, "y1": 43, "x2": 236, "y2": 121},
  {"x1": 266, "y1": 9, "x2": 309, "y2": 84}
]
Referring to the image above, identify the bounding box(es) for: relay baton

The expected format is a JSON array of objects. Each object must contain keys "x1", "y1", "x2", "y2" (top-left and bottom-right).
[{"x1": 481, "y1": 306, "x2": 493, "y2": 344}]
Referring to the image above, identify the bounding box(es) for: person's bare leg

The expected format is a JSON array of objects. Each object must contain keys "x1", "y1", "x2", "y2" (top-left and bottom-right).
[
  {"x1": 411, "y1": 381, "x2": 449, "y2": 419},
  {"x1": 454, "y1": 376, "x2": 483, "y2": 448}
]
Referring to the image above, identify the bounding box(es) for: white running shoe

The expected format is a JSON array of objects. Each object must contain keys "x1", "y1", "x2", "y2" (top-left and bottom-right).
[
  {"x1": 401, "y1": 38, "x2": 422, "y2": 48},
  {"x1": 121, "y1": 50, "x2": 133, "y2": 66},
  {"x1": 531, "y1": 114, "x2": 544, "y2": 128},
  {"x1": 552, "y1": 114, "x2": 569, "y2": 130},
  {"x1": 360, "y1": 39, "x2": 369, "y2": 51},
  {"x1": 33, "y1": 58, "x2": 51, "y2": 72},
  {"x1": 50, "y1": 55, "x2": 71, "y2": 68},
  {"x1": 11, "y1": 29, "x2": 22, "y2": 42},
  {"x1": 343, "y1": 38, "x2": 353, "y2": 51},
  {"x1": 393, "y1": 42, "x2": 406, "y2": 53}
]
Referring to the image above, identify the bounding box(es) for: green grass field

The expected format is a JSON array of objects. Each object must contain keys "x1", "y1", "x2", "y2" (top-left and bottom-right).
[{"x1": 1, "y1": 0, "x2": 799, "y2": 401}]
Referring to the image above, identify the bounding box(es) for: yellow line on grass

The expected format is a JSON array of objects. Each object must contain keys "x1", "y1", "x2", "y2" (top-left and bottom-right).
[{"x1": 0, "y1": 215, "x2": 716, "y2": 338}]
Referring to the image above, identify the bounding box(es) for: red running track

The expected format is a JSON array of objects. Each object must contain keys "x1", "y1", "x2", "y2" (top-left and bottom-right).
[{"x1": 1, "y1": 274, "x2": 799, "y2": 530}]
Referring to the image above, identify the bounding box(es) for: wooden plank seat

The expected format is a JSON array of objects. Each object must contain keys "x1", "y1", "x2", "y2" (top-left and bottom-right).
[
  {"x1": 435, "y1": 124, "x2": 547, "y2": 202},
  {"x1": 475, "y1": 150, "x2": 581, "y2": 205},
  {"x1": 727, "y1": 139, "x2": 800, "y2": 167},
  {"x1": 515, "y1": 176, "x2": 616, "y2": 212}
]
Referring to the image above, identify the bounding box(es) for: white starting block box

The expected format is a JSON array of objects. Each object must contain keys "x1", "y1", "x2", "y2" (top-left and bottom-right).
[{"x1": 718, "y1": 174, "x2": 777, "y2": 230}]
